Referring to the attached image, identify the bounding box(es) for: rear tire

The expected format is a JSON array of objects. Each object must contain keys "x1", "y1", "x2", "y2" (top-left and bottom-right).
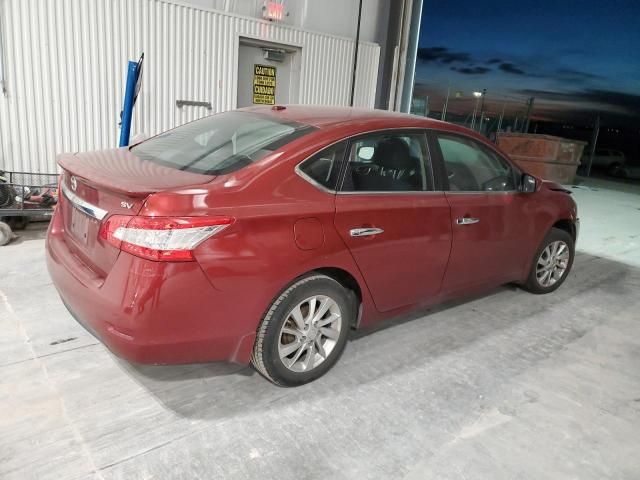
[
  {"x1": 251, "y1": 274, "x2": 354, "y2": 387},
  {"x1": 522, "y1": 227, "x2": 574, "y2": 294}
]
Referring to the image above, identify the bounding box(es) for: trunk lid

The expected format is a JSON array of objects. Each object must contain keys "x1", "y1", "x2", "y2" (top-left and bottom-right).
[
  {"x1": 58, "y1": 147, "x2": 214, "y2": 277},
  {"x1": 58, "y1": 147, "x2": 215, "y2": 196}
]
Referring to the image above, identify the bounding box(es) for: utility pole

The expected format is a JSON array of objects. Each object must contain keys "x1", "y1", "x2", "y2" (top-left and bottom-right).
[
  {"x1": 441, "y1": 83, "x2": 451, "y2": 121},
  {"x1": 478, "y1": 88, "x2": 487, "y2": 133},
  {"x1": 585, "y1": 114, "x2": 601, "y2": 177},
  {"x1": 349, "y1": 0, "x2": 363, "y2": 107},
  {"x1": 497, "y1": 100, "x2": 507, "y2": 133},
  {"x1": 523, "y1": 97, "x2": 535, "y2": 133}
]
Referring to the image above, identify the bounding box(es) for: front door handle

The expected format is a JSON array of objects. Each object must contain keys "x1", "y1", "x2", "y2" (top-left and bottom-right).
[
  {"x1": 456, "y1": 217, "x2": 480, "y2": 225},
  {"x1": 350, "y1": 227, "x2": 384, "y2": 237}
]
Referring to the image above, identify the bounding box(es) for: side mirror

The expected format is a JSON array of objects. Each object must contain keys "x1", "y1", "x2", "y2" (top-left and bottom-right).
[{"x1": 520, "y1": 173, "x2": 537, "y2": 193}]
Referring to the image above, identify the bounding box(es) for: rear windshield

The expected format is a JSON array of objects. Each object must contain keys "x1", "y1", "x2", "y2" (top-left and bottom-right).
[{"x1": 132, "y1": 111, "x2": 314, "y2": 175}]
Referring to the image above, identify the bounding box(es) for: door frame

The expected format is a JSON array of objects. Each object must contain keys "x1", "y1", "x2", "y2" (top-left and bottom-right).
[
  {"x1": 234, "y1": 34, "x2": 303, "y2": 109},
  {"x1": 334, "y1": 127, "x2": 446, "y2": 194}
]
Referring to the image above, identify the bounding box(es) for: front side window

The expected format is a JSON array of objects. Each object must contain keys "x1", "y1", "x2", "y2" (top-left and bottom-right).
[
  {"x1": 341, "y1": 132, "x2": 431, "y2": 192},
  {"x1": 298, "y1": 142, "x2": 347, "y2": 191},
  {"x1": 436, "y1": 134, "x2": 516, "y2": 192},
  {"x1": 132, "y1": 111, "x2": 314, "y2": 175}
]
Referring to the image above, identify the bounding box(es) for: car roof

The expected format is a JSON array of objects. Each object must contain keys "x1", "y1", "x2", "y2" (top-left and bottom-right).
[
  {"x1": 241, "y1": 104, "x2": 447, "y2": 129},
  {"x1": 239, "y1": 104, "x2": 497, "y2": 152}
]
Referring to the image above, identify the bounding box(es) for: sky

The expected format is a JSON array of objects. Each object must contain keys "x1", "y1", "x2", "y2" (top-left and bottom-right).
[{"x1": 414, "y1": 0, "x2": 640, "y2": 128}]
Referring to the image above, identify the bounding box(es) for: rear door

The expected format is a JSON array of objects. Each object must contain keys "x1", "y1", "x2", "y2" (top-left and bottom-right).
[
  {"x1": 333, "y1": 130, "x2": 452, "y2": 312},
  {"x1": 428, "y1": 130, "x2": 534, "y2": 294}
]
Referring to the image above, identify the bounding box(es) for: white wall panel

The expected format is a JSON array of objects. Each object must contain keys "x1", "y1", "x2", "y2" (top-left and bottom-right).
[
  {"x1": 181, "y1": 0, "x2": 388, "y2": 45},
  {"x1": 0, "y1": 0, "x2": 380, "y2": 173}
]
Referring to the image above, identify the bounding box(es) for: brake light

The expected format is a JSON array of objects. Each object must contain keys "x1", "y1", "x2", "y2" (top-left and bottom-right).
[{"x1": 100, "y1": 216, "x2": 233, "y2": 262}]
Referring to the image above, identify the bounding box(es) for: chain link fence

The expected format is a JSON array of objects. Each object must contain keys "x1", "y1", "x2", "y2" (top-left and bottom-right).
[{"x1": 411, "y1": 88, "x2": 536, "y2": 139}]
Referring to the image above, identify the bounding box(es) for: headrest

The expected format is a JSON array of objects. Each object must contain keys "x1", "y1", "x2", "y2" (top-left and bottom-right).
[{"x1": 372, "y1": 138, "x2": 414, "y2": 170}]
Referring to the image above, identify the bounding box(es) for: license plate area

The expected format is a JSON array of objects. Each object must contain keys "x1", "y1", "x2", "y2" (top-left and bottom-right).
[{"x1": 70, "y1": 206, "x2": 94, "y2": 245}]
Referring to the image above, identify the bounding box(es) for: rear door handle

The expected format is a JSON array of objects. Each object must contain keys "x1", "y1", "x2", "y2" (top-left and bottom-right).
[
  {"x1": 350, "y1": 227, "x2": 384, "y2": 237},
  {"x1": 456, "y1": 217, "x2": 480, "y2": 225}
]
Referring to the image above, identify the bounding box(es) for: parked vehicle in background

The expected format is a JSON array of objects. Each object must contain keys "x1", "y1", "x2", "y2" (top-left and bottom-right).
[
  {"x1": 46, "y1": 106, "x2": 579, "y2": 386},
  {"x1": 617, "y1": 163, "x2": 640, "y2": 180},
  {"x1": 582, "y1": 149, "x2": 626, "y2": 177}
]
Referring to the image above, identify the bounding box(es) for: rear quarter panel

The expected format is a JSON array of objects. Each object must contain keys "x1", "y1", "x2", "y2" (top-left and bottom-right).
[{"x1": 139, "y1": 132, "x2": 380, "y2": 342}]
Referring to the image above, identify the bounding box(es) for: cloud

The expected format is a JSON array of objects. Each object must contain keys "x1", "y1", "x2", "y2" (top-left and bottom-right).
[
  {"x1": 515, "y1": 87, "x2": 640, "y2": 124},
  {"x1": 417, "y1": 47, "x2": 471, "y2": 64},
  {"x1": 499, "y1": 62, "x2": 526, "y2": 75},
  {"x1": 486, "y1": 58, "x2": 502, "y2": 64},
  {"x1": 555, "y1": 68, "x2": 603, "y2": 81},
  {"x1": 451, "y1": 66, "x2": 491, "y2": 75}
]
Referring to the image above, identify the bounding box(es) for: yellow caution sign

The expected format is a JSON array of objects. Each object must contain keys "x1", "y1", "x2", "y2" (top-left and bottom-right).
[{"x1": 253, "y1": 64, "x2": 276, "y2": 105}]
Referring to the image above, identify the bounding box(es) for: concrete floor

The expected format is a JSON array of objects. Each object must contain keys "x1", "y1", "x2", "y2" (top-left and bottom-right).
[{"x1": 1, "y1": 177, "x2": 640, "y2": 480}]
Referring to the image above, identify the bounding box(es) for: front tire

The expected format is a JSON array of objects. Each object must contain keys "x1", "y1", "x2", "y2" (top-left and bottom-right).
[
  {"x1": 251, "y1": 274, "x2": 353, "y2": 386},
  {"x1": 523, "y1": 227, "x2": 574, "y2": 294}
]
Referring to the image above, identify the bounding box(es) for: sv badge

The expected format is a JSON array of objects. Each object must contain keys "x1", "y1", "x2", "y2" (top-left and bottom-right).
[{"x1": 120, "y1": 201, "x2": 134, "y2": 209}]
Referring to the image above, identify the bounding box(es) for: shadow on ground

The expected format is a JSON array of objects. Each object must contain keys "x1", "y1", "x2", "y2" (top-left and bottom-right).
[{"x1": 117, "y1": 251, "x2": 634, "y2": 421}]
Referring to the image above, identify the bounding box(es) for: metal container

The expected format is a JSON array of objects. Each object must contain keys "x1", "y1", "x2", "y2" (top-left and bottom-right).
[{"x1": 497, "y1": 133, "x2": 586, "y2": 184}]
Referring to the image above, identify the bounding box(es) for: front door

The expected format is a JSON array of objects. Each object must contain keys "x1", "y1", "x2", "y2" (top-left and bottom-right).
[
  {"x1": 334, "y1": 131, "x2": 452, "y2": 312},
  {"x1": 237, "y1": 39, "x2": 299, "y2": 108},
  {"x1": 429, "y1": 131, "x2": 534, "y2": 294}
]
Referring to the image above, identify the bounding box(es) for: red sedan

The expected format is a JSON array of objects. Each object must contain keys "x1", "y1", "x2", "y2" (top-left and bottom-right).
[{"x1": 46, "y1": 106, "x2": 578, "y2": 386}]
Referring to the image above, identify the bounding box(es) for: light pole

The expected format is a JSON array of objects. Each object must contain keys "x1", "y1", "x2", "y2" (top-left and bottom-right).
[
  {"x1": 586, "y1": 114, "x2": 601, "y2": 177},
  {"x1": 470, "y1": 91, "x2": 482, "y2": 130},
  {"x1": 478, "y1": 88, "x2": 487, "y2": 133}
]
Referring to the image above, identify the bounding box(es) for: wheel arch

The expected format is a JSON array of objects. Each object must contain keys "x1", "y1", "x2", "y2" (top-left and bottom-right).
[
  {"x1": 552, "y1": 218, "x2": 577, "y2": 241},
  {"x1": 269, "y1": 267, "x2": 364, "y2": 330},
  {"x1": 312, "y1": 267, "x2": 363, "y2": 328}
]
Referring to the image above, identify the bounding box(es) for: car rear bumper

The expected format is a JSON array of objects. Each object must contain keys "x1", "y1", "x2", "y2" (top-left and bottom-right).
[{"x1": 45, "y1": 214, "x2": 257, "y2": 365}]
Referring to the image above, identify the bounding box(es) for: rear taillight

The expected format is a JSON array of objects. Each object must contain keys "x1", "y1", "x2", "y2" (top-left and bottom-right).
[{"x1": 100, "y1": 216, "x2": 233, "y2": 262}]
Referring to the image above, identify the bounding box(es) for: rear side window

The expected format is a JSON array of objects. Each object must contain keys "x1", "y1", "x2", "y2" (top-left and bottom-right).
[
  {"x1": 341, "y1": 132, "x2": 431, "y2": 192},
  {"x1": 298, "y1": 142, "x2": 347, "y2": 191},
  {"x1": 132, "y1": 111, "x2": 314, "y2": 175}
]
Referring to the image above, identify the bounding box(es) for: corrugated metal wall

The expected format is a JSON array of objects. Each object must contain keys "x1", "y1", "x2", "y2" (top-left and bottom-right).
[{"x1": 0, "y1": 0, "x2": 380, "y2": 173}]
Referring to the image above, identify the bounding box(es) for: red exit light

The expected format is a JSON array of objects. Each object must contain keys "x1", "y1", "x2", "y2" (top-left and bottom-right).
[{"x1": 263, "y1": 1, "x2": 284, "y2": 21}]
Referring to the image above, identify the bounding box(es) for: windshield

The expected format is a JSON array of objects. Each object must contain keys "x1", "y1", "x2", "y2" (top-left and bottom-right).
[{"x1": 132, "y1": 111, "x2": 314, "y2": 175}]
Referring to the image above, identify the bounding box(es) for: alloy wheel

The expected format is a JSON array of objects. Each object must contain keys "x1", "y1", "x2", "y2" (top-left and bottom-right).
[
  {"x1": 278, "y1": 295, "x2": 342, "y2": 373},
  {"x1": 536, "y1": 240, "x2": 570, "y2": 288}
]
